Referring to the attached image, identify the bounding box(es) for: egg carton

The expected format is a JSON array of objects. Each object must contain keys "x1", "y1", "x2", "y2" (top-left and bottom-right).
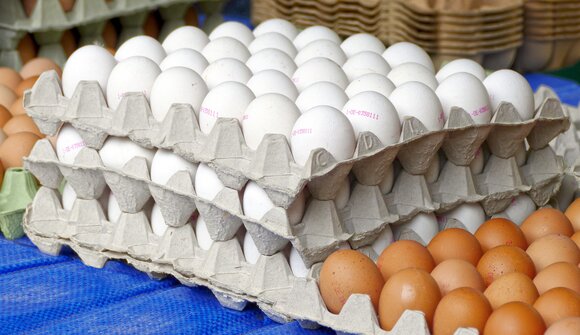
[
  {"x1": 0, "y1": 0, "x2": 222, "y2": 69},
  {"x1": 0, "y1": 168, "x2": 39, "y2": 239},
  {"x1": 23, "y1": 184, "x2": 481, "y2": 335}
]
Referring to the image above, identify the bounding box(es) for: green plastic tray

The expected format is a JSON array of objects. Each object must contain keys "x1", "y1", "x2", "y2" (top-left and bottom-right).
[{"x1": 0, "y1": 168, "x2": 39, "y2": 239}]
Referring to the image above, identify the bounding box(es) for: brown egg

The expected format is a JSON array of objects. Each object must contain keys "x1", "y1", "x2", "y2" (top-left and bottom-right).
[
  {"x1": 566, "y1": 199, "x2": 580, "y2": 231},
  {"x1": 9, "y1": 97, "x2": 25, "y2": 116},
  {"x1": 319, "y1": 250, "x2": 384, "y2": 314},
  {"x1": 20, "y1": 58, "x2": 62, "y2": 79},
  {"x1": 143, "y1": 12, "x2": 160, "y2": 39},
  {"x1": 377, "y1": 240, "x2": 435, "y2": 281},
  {"x1": 526, "y1": 234, "x2": 580, "y2": 272},
  {"x1": 59, "y1": 0, "x2": 75, "y2": 12},
  {"x1": 61, "y1": 29, "x2": 77, "y2": 57},
  {"x1": 521, "y1": 208, "x2": 574, "y2": 244},
  {"x1": 573, "y1": 231, "x2": 580, "y2": 249},
  {"x1": 433, "y1": 287, "x2": 492, "y2": 335},
  {"x1": 184, "y1": 6, "x2": 199, "y2": 26},
  {"x1": 3, "y1": 115, "x2": 42, "y2": 137},
  {"x1": 0, "y1": 85, "x2": 17, "y2": 109},
  {"x1": 533, "y1": 287, "x2": 580, "y2": 327},
  {"x1": 16, "y1": 75, "x2": 39, "y2": 97},
  {"x1": 102, "y1": 21, "x2": 117, "y2": 49},
  {"x1": 0, "y1": 132, "x2": 40, "y2": 168},
  {"x1": 534, "y1": 262, "x2": 580, "y2": 294},
  {"x1": 431, "y1": 259, "x2": 485, "y2": 295},
  {"x1": 545, "y1": 317, "x2": 580, "y2": 335},
  {"x1": 428, "y1": 228, "x2": 483, "y2": 265},
  {"x1": 378, "y1": 268, "x2": 441, "y2": 331},
  {"x1": 484, "y1": 272, "x2": 539, "y2": 309},
  {"x1": 475, "y1": 218, "x2": 528, "y2": 252},
  {"x1": 17, "y1": 34, "x2": 37, "y2": 64},
  {"x1": 0, "y1": 105, "x2": 12, "y2": 127},
  {"x1": 0, "y1": 68, "x2": 23, "y2": 91},
  {"x1": 483, "y1": 301, "x2": 545, "y2": 335},
  {"x1": 477, "y1": 245, "x2": 536, "y2": 286}
]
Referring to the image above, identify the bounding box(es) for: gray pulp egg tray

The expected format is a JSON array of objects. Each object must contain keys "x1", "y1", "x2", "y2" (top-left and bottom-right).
[{"x1": 0, "y1": 0, "x2": 222, "y2": 69}]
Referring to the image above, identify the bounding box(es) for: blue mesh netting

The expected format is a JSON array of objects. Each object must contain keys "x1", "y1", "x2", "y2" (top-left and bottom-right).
[{"x1": 0, "y1": 237, "x2": 334, "y2": 335}]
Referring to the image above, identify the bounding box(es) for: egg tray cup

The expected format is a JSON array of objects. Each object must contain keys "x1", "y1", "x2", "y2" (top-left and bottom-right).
[
  {"x1": 0, "y1": 168, "x2": 39, "y2": 240},
  {"x1": 22, "y1": 164, "x2": 482, "y2": 335},
  {"x1": 0, "y1": 0, "x2": 223, "y2": 70}
]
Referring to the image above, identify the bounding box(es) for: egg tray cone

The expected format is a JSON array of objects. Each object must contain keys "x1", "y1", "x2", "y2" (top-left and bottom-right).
[
  {"x1": 23, "y1": 185, "x2": 481, "y2": 335},
  {"x1": 0, "y1": 0, "x2": 222, "y2": 70}
]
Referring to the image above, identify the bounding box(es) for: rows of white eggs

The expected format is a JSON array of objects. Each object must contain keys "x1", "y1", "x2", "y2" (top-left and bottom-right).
[
  {"x1": 60, "y1": 19, "x2": 536, "y2": 167},
  {"x1": 54, "y1": 18, "x2": 538, "y2": 275}
]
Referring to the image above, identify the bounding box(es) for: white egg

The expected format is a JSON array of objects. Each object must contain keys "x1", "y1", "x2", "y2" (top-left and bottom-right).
[
  {"x1": 342, "y1": 51, "x2": 391, "y2": 81},
  {"x1": 497, "y1": 194, "x2": 536, "y2": 225},
  {"x1": 371, "y1": 224, "x2": 394, "y2": 255},
  {"x1": 342, "y1": 91, "x2": 401, "y2": 146},
  {"x1": 62, "y1": 45, "x2": 117, "y2": 98},
  {"x1": 243, "y1": 232, "x2": 261, "y2": 264},
  {"x1": 194, "y1": 163, "x2": 225, "y2": 201},
  {"x1": 242, "y1": 93, "x2": 301, "y2": 150},
  {"x1": 253, "y1": 18, "x2": 298, "y2": 41},
  {"x1": 159, "y1": 48, "x2": 208, "y2": 75},
  {"x1": 290, "y1": 105, "x2": 356, "y2": 166},
  {"x1": 199, "y1": 81, "x2": 255, "y2": 134},
  {"x1": 202, "y1": 37, "x2": 250, "y2": 63},
  {"x1": 436, "y1": 59, "x2": 486, "y2": 82},
  {"x1": 115, "y1": 35, "x2": 166, "y2": 65},
  {"x1": 209, "y1": 21, "x2": 254, "y2": 47},
  {"x1": 202, "y1": 58, "x2": 252, "y2": 89},
  {"x1": 61, "y1": 182, "x2": 76, "y2": 211},
  {"x1": 195, "y1": 215, "x2": 214, "y2": 250},
  {"x1": 107, "y1": 192, "x2": 121, "y2": 223},
  {"x1": 289, "y1": 247, "x2": 310, "y2": 278},
  {"x1": 292, "y1": 57, "x2": 349, "y2": 91},
  {"x1": 243, "y1": 181, "x2": 275, "y2": 220},
  {"x1": 150, "y1": 149, "x2": 198, "y2": 185},
  {"x1": 106, "y1": 56, "x2": 160, "y2": 110},
  {"x1": 294, "y1": 39, "x2": 347, "y2": 66},
  {"x1": 515, "y1": 143, "x2": 527, "y2": 166},
  {"x1": 345, "y1": 73, "x2": 396, "y2": 98},
  {"x1": 483, "y1": 69, "x2": 535, "y2": 121},
  {"x1": 150, "y1": 204, "x2": 168, "y2": 236},
  {"x1": 436, "y1": 72, "x2": 492, "y2": 125},
  {"x1": 387, "y1": 62, "x2": 438, "y2": 91},
  {"x1": 246, "y1": 69, "x2": 298, "y2": 100},
  {"x1": 379, "y1": 164, "x2": 395, "y2": 194},
  {"x1": 293, "y1": 26, "x2": 341, "y2": 50},
  {"x1": 246, "y1": 48, "x2": 297, "y2": 78},
  {"x1": 341, "y1": 33, "x2": 386, "y2": 58},
  {"x1": 248, "y1": 32, "x2": 297, "y2": 58},
  {"x1": 334, "y1": 177, "x2": 350, "y2": 210},
  {"x1": 393, "y1": 212, "x2": 438, "y2": 245},
  {"x1": 470, "y1": 147, "x2": 484, "y2": 175},
  {"x1": 295, "y1": 81, "x2": 348, "y2": 113},
  {"x1": 162, "y1": 26, "x2": 209, "y2": 53},
  {"x1": 438, "y1": 202, "x2": 486, "y2": 234},
  {"x1": 149, "y1": 66, "x2": 208, "y2": 121},
  {"x1": 99, "y1": 136, "x2": 155, "y2": 170},
  {"x1": 382, "y1": 42, "x2": 434, "y2": 72},
  {"x1": 389, "y1": 82, "x2": 445, "y2": 131},
  {"x1": 56, "y1": 124, "x2": 86, "y2": 164},
  {"x1": 425, "y1": 153, "x2": 440, "y2": 183}
]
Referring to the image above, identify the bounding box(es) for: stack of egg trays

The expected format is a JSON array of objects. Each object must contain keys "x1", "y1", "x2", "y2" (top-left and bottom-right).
[
  {"x1": 0, "y1": 0, "x2": 221, "y2": 69},
  {"x1": 22, "y1": 70, "x2": 568, "y2": 334}
]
